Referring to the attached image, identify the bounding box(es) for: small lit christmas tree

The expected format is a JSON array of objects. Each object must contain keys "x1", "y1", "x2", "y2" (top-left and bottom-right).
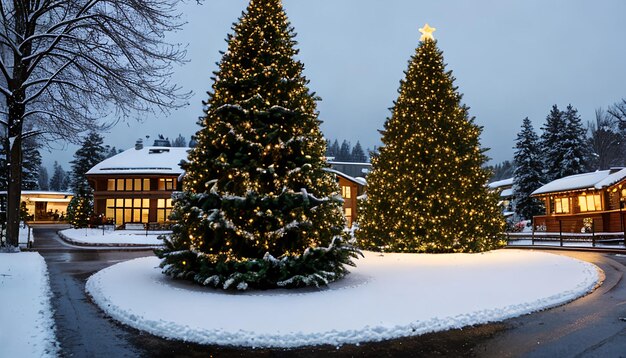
[
  {"x1": 357, "y1": 24, "x2": 504, "y2": 253},
  {"x1": 156, "y1": 0, "x2": 359, "y2": 290},
  {"x1": 67, "y1": 131, "x2": 107, "y2": 228}
]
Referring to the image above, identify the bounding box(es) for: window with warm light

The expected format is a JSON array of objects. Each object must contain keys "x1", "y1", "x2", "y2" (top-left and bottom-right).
[
  {"x1": 158, "y1": 178, "x2": 175, "y2": 191},
  {"x1": 105, "y1": 198, "x2": 149, "y2": 225},
  {"x1": 578, "y1": 194, "x2": 601, "y2": 212},
  {"x1": 344, "y1": 207, "x2": 352, "y2": 226},
  {"x1": 107, "y1": 178, "x2": 150, "y2": 191},
  {"x1": 341, "y1": 186, "x2": 351, "y2": 199},
  {"x1": 157, "y1": 198, "x2": 173, "y2": 222},
  {"x1": 554, "y1": 197, "x2": 570, "y2": 214}
]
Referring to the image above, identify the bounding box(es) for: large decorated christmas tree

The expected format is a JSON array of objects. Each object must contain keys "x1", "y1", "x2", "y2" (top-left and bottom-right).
[
  {"x1": 156, "y1": 0, "x2": 358, "y2": 290},
  {"x1": 356, "y1": 25, "x2": 504, "y2": 253}
]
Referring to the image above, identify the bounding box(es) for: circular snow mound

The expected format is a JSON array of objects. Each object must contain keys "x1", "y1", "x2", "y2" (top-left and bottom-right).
[{"x1": 86, "y1": 250, "x2": 600, "y2": 348}]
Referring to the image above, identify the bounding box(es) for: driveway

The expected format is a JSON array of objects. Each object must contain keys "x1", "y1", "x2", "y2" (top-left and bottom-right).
[{"x1": 34, "y1": 227, "x2": 626, "y2": 357}]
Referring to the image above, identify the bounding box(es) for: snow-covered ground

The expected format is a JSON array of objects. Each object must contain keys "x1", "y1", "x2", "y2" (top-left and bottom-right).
[
  {"x1": 86, "y1": 250, "x2": 600, "y2": 348},
  {"x1": 59, "y1": 228, "x2": 169, "y2": 246},
  {"x1": 0, "y1": 252, "x2": 59, "y2": 357}
]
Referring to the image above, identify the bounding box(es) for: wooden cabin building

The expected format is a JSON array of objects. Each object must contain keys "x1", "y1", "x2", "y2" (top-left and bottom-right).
[
  {"x1": 487, "y1": 177, "x2": 514, "y2": 217},
  {"x1": 531, "y1": 168, "x2": 626, "y2": 233},
  {"x1": 86, "y1": 143, "x2": 189, "y2": 227},
  {"x1": 324, "y1": 168, "x2": 366, "y2": 227}
]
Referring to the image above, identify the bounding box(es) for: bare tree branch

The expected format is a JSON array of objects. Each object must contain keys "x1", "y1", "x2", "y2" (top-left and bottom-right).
[{"x1": 0, "y1": 0, "x2": 192, "y2": 246}]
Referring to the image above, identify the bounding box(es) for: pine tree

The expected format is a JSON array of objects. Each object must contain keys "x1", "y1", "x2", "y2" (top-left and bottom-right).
[
  {"x1": 489, "y1": 160, "x2": 515, "y2": 181},
  {"x1": 38, "y1": 165, "x2": 49, "y2": 190},
  {"x1": 156, "y1": 0, "x2": 359, "y2": 290},
  {"x1": 351, "y1": 141, "x2": 367, "y2": 163},
  {"x1": 560, "y1": 104, "x2": 590, "y2": 176},
  {"x1": 337, "y1": 140, "x2": 352, "y2": 161},
  {"x1": 329, "y1": 139, "x2": 340, "y2": 160},
  {"x1": 21, "y1": 136, "x2": 42, "y2": 190},
  {"x1": 49, "y1": 162, "x2": 66, "y2": 191},
  {"x1": 540, "y1": 105, "x2": 567, "y2": 182},
  {"x1": 67, "y1": 132, "x2": 107, "y2": 227},
  {"x1": 66, "y1": 196, "x2": 93, "y2": 228},
  {"x1": 172, "y1": 134, "x2": 187, "y2": 147},
  {"x1": 356, "y1": 25, "x2": 504, "y2": 253},
  {"x1": 105, "y1": 146, "x2": 121, "y2": 159},
  {"x1": 513, "y1": 118, "x2": 544, "y2": 220},
  {"x1": 0, "y1": 132, "x2": 41, "y2": 190},
  {"x1": 70, "y1": 132, "x2": 107, "y2": 195}
]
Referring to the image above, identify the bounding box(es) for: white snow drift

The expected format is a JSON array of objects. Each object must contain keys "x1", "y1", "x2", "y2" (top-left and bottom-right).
[
  {"x1": 0, "y1": 252, "x2": 59, "y2": 357},
  {"x1": 59, "y1": 228, "x2": 168, "y2": 246},
  {"x1": 86, "y1": 250, "x2": 600, "y2": 348}
]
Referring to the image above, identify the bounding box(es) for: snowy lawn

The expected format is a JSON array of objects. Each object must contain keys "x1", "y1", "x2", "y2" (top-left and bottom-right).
[
  {"x1": 86, "y1": 249, "x2": 600, "y2": 348},
  {"x1": 0, "y1": 252, "x2": 58, "y2": 357},
  {"x1": 59, "y1": 228, "x2": 169, "y2": 246}
]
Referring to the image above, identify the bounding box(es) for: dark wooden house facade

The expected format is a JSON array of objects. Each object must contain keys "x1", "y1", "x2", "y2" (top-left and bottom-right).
[{"x1": 531, "y1": 168, "x2": 626, "y2": 233}]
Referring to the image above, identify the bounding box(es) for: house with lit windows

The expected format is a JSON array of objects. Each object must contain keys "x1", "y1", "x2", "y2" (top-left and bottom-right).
[
  {"x1": 86, "y1": 141, "x2": 187, "y2": 227},
  {"x1": 324, "y1": 168, "x2": 366, "y2": 227},
  {"x1": 487, "y1": 177, "x2": 514, "y2": 217},
  {"x1": 531, "y1": 167, "x2": 626, "y2": 233},
  {"x1": 86, "y1": 141, "x2": 367, "y2": 228}
]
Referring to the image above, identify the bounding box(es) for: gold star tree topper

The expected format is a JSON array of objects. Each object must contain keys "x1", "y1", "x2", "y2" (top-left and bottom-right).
[{"x1": 419, "y1": 23, "x2": 436, "y2": 41}]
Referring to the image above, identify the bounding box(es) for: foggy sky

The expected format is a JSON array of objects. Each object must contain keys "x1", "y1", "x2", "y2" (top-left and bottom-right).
[{"x1": 42, "y1": 0, "x2": 626, "y2": 172}]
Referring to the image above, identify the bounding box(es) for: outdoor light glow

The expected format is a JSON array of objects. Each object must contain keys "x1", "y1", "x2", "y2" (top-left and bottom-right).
[{"x1": 419, "y1": 23, "x2": 436, "y2": 41}]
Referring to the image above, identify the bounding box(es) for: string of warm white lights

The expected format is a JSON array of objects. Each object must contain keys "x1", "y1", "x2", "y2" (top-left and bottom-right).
[{"x1": 356, "y1": 25, "x2": 505, "y2": 253}]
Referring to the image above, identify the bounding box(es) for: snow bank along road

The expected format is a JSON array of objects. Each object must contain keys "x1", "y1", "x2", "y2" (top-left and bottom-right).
[
  {"x1": 0, "y1": 252, "x2": 58, "y2": 357},
  {"x1": 86, "y1": 250, "x2": 600, "y2": 348}
]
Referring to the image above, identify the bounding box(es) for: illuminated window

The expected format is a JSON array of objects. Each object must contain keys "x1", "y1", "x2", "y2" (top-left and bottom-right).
[
  {"x1": 157, "y1": 198, "x2": 173, "y2": 223},
  {"x1": 554, "y1": 198, "x2": 570, "y2": 214},
  {"x1": 341, "y1": 186, "x2": 352, "y2": 199},
  {"x1": 106, "y1": 197, "x2": 150, "y2": 226},
  {"x1": 107, "y1": 178, "x2": 150, "y2": 191},
  {"x1": 158, "y1": 178, "x2": 175, "y2": 191},
  {"x1": 344, "y1": 207, "x2": 352, "y2": 226},
  {"x1": 578, "y1": 194, "x2": 601, "y2": 212}
]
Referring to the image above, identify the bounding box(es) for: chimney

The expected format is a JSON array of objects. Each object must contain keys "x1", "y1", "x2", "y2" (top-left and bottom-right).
[{"x1": 135, "y1": 138, "x2": 143, "y2": 150}]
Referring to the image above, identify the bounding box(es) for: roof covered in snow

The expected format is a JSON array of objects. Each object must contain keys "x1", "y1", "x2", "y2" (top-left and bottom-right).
[
  {"x1": 86, "y1": 146, "x2": 190, "y2": 176},
  {"x1": 532, "y1": 168, "x2": 626, "y2": 196},
  {"x1": 323, "y1": 168, "x2": 366, "y2": 187},
  {"x1": 487, "y1": 177, "x2": 513, "y2": 189},
  {"x1": 500, "y1": 188, "x2": 513, "y2": 198}
]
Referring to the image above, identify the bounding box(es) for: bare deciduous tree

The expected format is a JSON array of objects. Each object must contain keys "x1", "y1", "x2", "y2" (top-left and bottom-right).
[
  {"x1": 0, "y1": 0, "x2": 189, "y2": 248},
  {"x1": 608, "y1": 99, "x2": 626, "y2": 124},
  {"x1": 588, "y1": 108, "x2": 623, "y2": 170}
]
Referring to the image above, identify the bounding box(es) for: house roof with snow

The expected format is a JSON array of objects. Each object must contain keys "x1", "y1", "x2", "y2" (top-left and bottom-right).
[
  {"x1": 487, "y1": 177, "x2": 513, "y2": 189},
  {"x1": 323, "y1": 168, "x2": 366, "y2": 187},
  {"x1": 532, "y1": 168, "x2": 626, "y2": 196},
  {"x1": 86, "y1": 146, "x2": 190, "y2": 176}
]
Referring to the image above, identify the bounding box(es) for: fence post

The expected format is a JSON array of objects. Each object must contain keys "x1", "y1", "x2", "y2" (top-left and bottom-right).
[
  {"x1": 592, "y1": 219, "x2": 595, "y2": 248},
  {"x1": 559, "y1": 220, "x2": 563, "y2": 247},
  {"x1": 531, "y1": 223, "x2": 535, "y2": 246}
]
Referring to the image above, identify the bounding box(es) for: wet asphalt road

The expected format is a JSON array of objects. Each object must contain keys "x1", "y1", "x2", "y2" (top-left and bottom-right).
[{"x1": 34, "y1": 226, "x2": 626, "y2": 357}]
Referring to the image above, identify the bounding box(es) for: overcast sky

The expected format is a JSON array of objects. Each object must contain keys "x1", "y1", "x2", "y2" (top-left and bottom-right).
[{"x1": 42, "y1": 0, "x2": 626, "y2": 172}]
